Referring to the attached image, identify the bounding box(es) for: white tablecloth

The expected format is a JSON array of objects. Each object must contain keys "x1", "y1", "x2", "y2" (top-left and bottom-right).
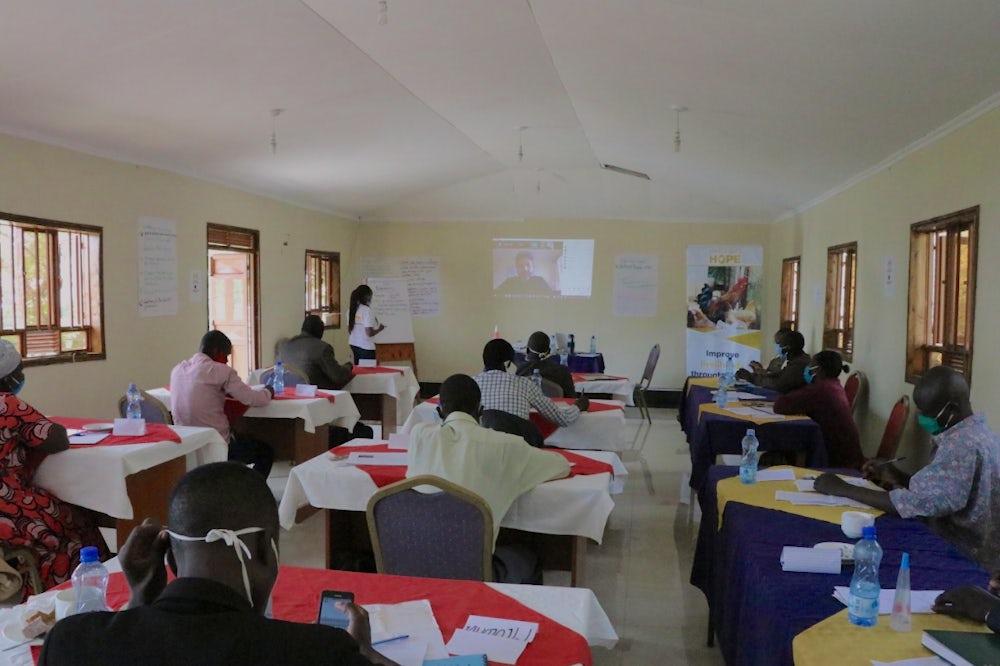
[
  {"x1": 278, "y1": 440, "x2": 625, "y2": 544},
  {"x1": 147, "y1": 387, "x2": 361, "y2": 434},
  {"x1": 400, "y1": 398, "x2": 629, "y2": 451},
  {"x1": 574, "y1": 377, "x2": 635, "y2": 406},
  {"x1": 343, "y1": 367, "x2": 420, "y2": 425},
  {"x1": 32, "y1": 426, "x2": 227, "y2": 520}
]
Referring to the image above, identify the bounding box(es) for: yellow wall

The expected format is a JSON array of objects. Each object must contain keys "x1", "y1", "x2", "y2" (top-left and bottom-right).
[
  {"x1": 0, "y1": 133, "x2": 357, "y2": 417},
  {"x1": 355, "y1": 219, "x2": 770, "y2": 387},
  {"x1": 763, "y1": 107, "x2": 1000, "y2": 464}
]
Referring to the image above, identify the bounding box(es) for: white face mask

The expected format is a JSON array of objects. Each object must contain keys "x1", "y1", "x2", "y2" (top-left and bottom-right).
[{"x1": 167, "y1": 527, "x2": 278, "y2": 607}]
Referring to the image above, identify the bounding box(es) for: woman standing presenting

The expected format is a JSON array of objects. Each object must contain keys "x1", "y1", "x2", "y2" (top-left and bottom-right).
[{"x1": 348, "y1": 284, "x2": 385, "y2": 364}]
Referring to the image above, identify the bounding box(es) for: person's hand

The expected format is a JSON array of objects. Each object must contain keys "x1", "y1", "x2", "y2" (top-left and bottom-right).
[
  {"x1": 376, "y1": 324, "x2": 386, "y2": 333},
  {"x1": 343, "y1": 602, "x2": 401, "y2": 666},
  {"x1": 749, "y1": 361, "x2": 764, "y2": 373},
  {"x1": 735, "y1": 368, "x2": 753, "y2": 382},
  {"x1": 813, "y1": 472, "x2": 850, "y2": 496},
  {"x1": 264, "y1": 384, "x2": 276, "y2": 397},
  {"x1": 862, "y1": 459, "x2": 907, "y2": 490},
  {"x1": 933, "y1": 585, "x2": 1000, "y2": 623},
  {"x1": 575, "y1": 396, "x2": 590, "y2": 412},
  {"x1": 120, "y1": 518, "x2": 170, "y2": 608}
]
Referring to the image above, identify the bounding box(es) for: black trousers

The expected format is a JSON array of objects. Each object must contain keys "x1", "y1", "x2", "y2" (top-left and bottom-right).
[{"x1": 228, "y1": 433, "x2": 274, "y2": 479}]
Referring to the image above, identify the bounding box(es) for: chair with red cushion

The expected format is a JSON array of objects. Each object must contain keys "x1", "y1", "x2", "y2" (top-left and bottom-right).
[
  {"x1": 875, "y1": 395, "x2": 910, "y2": 460},
  {"x1": 844, "y1": 371, "x2": 867, "y2": 414}
]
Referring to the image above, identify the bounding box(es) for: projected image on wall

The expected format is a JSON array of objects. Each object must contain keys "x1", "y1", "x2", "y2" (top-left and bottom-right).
[{"x1": 492, "y1": 238, "x2": 594, "y2": 298}]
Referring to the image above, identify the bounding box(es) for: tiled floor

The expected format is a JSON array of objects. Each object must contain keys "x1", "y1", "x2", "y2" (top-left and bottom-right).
[{"x1": 274, "y1": 408, "x2": 726, "y2": 665}]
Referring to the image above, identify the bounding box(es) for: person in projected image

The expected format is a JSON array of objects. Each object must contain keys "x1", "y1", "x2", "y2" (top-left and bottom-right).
[{"x1": 495, "y1": 251, "x2": 555, "y2": 296}]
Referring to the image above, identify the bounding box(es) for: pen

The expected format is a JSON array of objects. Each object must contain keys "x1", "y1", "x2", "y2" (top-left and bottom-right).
[
  {"x1": 372, "y1": 635, "x2": 409, "y2": 647},
  {"x1": 876, "y1": 456, "x2": 907, "y2": 467}
]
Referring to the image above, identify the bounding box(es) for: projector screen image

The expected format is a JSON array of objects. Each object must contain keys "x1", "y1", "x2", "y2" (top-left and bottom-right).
[{"x1": 492, "y1": 238, "x2": 594, "y2": 298}]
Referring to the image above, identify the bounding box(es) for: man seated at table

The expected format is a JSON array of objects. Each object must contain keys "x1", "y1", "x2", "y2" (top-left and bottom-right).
[
  {"x1": 735, "y1": 330, "x2": 809, "y2": 392},
  {"x1": 475, "y1": 339, "x2": 588, "y2": 447},
  {"x1": 39, "y1": 462, "x2": 394, "y2": 665},
  {"x1": 408, "y1": 374, "x2": 571, "y2": 584},
  {"x1": 815, "y1": 366, "x2": 1000, "y2": 568},
  {"x1": 748, "y1": 327, "x2": 794, "y2": 376},
  {"x1": 933, "y1": 570, "x2": 1000, "y2": 633},
  {"x1": 516, "y1": 330, "x2": 576, "y2": 398},
  {"x1": 275, "y1": 315, "x2": 353, "y2": 390},
  {"x1": 170, "y1": 331, "x2": 275, "y2": 478}
]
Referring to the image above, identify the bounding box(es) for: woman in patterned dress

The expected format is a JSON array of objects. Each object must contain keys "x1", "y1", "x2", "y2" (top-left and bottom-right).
[{"x1": 0, "y1": 340, "x2": 108, "y2": 595}]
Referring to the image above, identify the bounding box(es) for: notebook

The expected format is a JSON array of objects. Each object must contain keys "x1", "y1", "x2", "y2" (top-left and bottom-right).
[
  {"x1": 423, "y1": 656, "x2": 488, "y2": 666},
  {"x1": 921, "y1": 629, "x2": 1000, "y2": 666}
]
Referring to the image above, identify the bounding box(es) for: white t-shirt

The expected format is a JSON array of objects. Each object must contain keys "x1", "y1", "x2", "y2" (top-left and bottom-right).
[
  {"x1": 349, "y1": 304, "x2": 377, "y2": 350},
  {"x1": 408, "y1": 411, "x2": 571, "y2": 544}
]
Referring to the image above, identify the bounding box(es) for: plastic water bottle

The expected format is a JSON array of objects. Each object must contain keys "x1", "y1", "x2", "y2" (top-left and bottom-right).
[
  {"x1": 559, "y1": 350, "x2": 569, "y2": 366},
  {"x1": 724, "y1": 356, "x2": 735, "y2": 387},
  {"x1": 532, "y1": 369, "x2": 542, "y2": 388},
  {"x1": 568, "y1": 334, "x2": 576, "y2": 354},
  {"x1": 890, "y1": 552, "x2": 911, "y2": 632},
  {"x1": 739, "y1": 429, "x2": 759, "y2": 484},
  {"x1": 126, "y1": 383, "x2": 142, "y2": 419},
  {"x1": 589, "y1": 335, "x2": 597, "y2": 353},
  {"x1": 848, "y1": 525, "x2": 883, "y2": 627},
  {"x1": 72, "y1": 546, "x2": 109, "y2": 613},
  {"x1": 549, "y1": 334, "x2": 558, "y2": 356},
  {"x1": 715, "y1": 384, "x2": 728, "y2": 409},
  {"x1": 272, "y1": 361, "x2": 285, "y2": 394}
]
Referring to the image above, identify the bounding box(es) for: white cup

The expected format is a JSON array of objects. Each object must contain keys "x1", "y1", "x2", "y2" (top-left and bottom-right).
[
  {"x1": 841, "y1": 511, "x2": 875, "y2": 539},
  {"x1": 54, "y1": 588, "x2": 76, "y2": 620}
]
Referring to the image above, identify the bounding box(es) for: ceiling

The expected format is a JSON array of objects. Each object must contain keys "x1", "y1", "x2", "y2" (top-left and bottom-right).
[{"x1": 2, "y1": 1, "x2": 999, "y2": 223}]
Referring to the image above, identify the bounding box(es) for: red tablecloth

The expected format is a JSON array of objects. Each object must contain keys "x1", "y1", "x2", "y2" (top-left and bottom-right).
[
  {"x1": 332, "y1": 443, "x2": 613, "y2": 489},
  {"x1": 51, "y1": 417, "x2": 182, "y2": 448},
  {"x1": 75, "y1": 568, "x2": 590, "y2": 666},
  {"x1": 570, "y1": 372, "x2": 628, "y2": 383},
  {"x1": 351, "y1": 366, "x2": 404, "y2": 375}
]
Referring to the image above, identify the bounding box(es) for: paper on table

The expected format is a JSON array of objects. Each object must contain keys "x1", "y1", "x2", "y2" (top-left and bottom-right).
[
  {"x1": 710, "y1": 391, "x2": 764, "y2": 401},
  {"x1": 795, "y1": 477, "x2": 880, "y2": 492},
  {"x1": 364, "y1": 599, "x2": 448, "y2": 660},
  {"x1": 775, "y1": 491, "x2": 872, "y2": 509},
  {"x1": 445, "y1": 629, "x2": 527, "y2": 665},
  {"x1": 67, "y1": 430, "x2": 111, "y2": 445},
  {"x1": 462, "y1": 615, "x2": 538, "y2": 643},
  {"x1": 832, "y1": 587, "x2": 944, "y2": 614},
  {"x1": 346, "y1": 452, "x2": 409, "y2": 466},
  {"x1": 871, "y1": 659, "x2": 949, "y2": 666},
  {"x1": 754, "y1": 469, "x2": 796, "y2": 482},
  {"x1": 373, "y1": 637, "x2": 428, "y2": 666},
  {"x1": 388, "y1": 433, "x2": 410, "y2": 450},
  {"x1": 780, "y1": 546, "x2": 841, "y2": 574},
  {"x1": 724, "y1": 407, "x2": 785, "y2": 420}
]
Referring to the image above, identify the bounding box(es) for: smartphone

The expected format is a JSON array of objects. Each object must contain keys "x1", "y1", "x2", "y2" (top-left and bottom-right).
[{"x1": 317, "y1": 590, "x2": 354, "y2": 630}]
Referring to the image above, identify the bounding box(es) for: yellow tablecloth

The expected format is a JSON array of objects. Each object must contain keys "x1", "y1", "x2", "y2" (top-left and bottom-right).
[
  {"x1": 716, "y1": 465, "x2": 883, "y2": 528},
  {"x1": 698, "y1": 402, "x2": 811, "y2": 426},
  {"x1": 792, "y1": 608, "x2": 990, "y2": 665}
]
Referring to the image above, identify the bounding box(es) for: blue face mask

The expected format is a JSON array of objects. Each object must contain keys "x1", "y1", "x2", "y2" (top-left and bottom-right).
[
  {"x1": 8, "y1": 377, "x2": 24, "y2": 395},
  {"x1": 775, "y1": 343, "x2": 785, "y2": 357},
  {"x1": 803, "y1": 366, "x2": 815, "y2": 384}
]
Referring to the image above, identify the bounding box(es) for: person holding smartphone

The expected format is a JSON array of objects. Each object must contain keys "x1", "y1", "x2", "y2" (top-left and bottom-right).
[{"x1": 39, "y1": 463, "x2": 398, "y2": 665}]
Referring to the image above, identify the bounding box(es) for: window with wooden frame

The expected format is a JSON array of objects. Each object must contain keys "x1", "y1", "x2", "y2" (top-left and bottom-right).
[
  {"x1": 906, "y1": 206, "x2": 978, "y2": 383},
  {"x1": 304, "y1": 250, "x2": 341, "y2": 328},
  {"x1": 823, "y1": 242, "x2": 857, "y2": 361},
  {"x1": 779, "y1": 256, "x2": 800, "y2": 330},
  {"x1": 0, "y1": 212, "x2": 105, "y2": 365}
]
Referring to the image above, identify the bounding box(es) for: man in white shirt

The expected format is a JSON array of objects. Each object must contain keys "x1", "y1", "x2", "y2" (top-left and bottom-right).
[{"x1": 407, "y1": 374, "x2": 570, "y2": 583}]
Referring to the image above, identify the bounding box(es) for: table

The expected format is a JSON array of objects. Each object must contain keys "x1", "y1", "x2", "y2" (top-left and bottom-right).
[
  {"x1": 148, "y1": 387, "x2": 361, "y2": 465},
  {"x1": 515, "y1": 351, "x2": 605, "y2": 374},
  {"x1": 0, "y1": 561, "x2": 617, "y2": 665},
  {"x1": 277, "y1": 440, "x2": 627, "y2": 586},
  {"x1": 690, "y1": 466, "x2": 989, "y2": 666},
  {"x1": 343, "y1": 366, "x2": 420, "y2": 436},
  {"x1": 680, "y1": 378, "x2": 825, "y2": 490},
  {"x1": 34, "y1": 425, "x2": 227, "y2": 547},
  {"x1": 401, "y1": 397, "x2": 629, "y2": 452},
  {"x1": 572, "y1": 373, "x2": 635, "y2": 406}
]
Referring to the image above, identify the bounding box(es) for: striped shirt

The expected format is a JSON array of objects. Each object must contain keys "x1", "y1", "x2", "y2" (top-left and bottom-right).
[{"x1": 473, "y1": 369, "x2": 580, "y2": 427}]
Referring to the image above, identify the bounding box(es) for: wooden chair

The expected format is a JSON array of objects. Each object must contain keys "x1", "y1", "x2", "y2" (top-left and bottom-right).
[
  {"x1": 875, "y1": 395, "x2": 911, "y2": 460},
  {"x1": 117, "y1": 389, "x2": 173, "y2": 424},
  {"x1": 367, "y1": 475, "x2": 494, "y2": 582},
  {"x1": 635, "y1": 344, "x2": 661, "y2": 423},
  {"x1": 844, "y1": 371, "x2": 867, "y2": 414}
]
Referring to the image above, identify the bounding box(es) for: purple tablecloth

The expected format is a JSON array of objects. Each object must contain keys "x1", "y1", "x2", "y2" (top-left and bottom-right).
[
  {"x1": 681, "y1": 380, "x2": 826, "y2": 490},
  {"x1": 690, "y1": 466, "x2": 989, "y2": 666},
  {"x1": 514, "y1": 352, "x2": 605, "y2": 374}
]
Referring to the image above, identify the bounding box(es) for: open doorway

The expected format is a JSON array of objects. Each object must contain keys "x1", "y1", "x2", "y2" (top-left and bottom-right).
[{"x1": 207, "y1": 224, "x2": 259, "y2": 380}]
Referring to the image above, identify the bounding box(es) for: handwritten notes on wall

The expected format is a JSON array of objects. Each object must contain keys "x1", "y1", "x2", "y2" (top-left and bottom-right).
[
  {"x1": 613, "y1": 254, "x2": 658, "y2": 317},
  {"x1": 359, "y1": 256, "x2": 441, "y2": 317},
  {"x1": 138, "y1": 217, "x2": 178, "y2": 317},
  {"x1": 366, "y1": 277, "x2": 415, "y2": 343}
]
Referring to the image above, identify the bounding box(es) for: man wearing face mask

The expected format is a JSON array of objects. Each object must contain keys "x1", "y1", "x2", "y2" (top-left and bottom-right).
[
  {"x1": 515, "y1": 330, "x2": 576, "y2": 398},
  {"x1": 747, "y1": 328, "x2": 794, "y2": 376},
  {"x1": 814, "y1": 366, "x2": 1000, "y2": 568},
  {"x1": 170, "y1": 331, "x2": 275, "y2": 478},
  {"x1": 39, "y1": 462, "x2": 394, "y2": 665},
  {"x1": 407, "y1": 374, "x2": 570, "y2": 583},
  {"x1": 0, "y1": 340, "x2": 108, "y2": 596},
  {"x1": 735, "y1": 330, "x2": 810, "y2": 393}
]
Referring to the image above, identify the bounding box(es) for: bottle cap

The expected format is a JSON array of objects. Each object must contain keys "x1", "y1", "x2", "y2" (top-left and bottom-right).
[
  {"x1": 900, "y1": 552, "x2": 909, "y2": 569},
  {"x1": 80, "y1": 546, "x2": 100, "y2": 563},
  {"x1": 861, "y1": 525, "x2": 877, "y2": 539},
  {"x1": 746, "y1": 428, "x2": 756, "y2": 436},
  {"x1": 276, "y1": 361, "x2": 282, "y2": 367}
]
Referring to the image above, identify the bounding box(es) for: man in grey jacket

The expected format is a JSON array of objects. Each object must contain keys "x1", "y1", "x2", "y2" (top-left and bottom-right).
[{"x1": 275, "y1": 315, "x2": 353, "y2": 390}]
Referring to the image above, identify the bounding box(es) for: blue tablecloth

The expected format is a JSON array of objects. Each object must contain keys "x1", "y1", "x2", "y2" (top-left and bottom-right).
[
  {"x1": 681, "y1": 380, "x2": 826, "y2": 490},
  {"x1": 690, "y1": 467, "x2": 989, "y2": 666},
  {"x1": 514, "y1": 352, "x2": 605, "y2": 374}
]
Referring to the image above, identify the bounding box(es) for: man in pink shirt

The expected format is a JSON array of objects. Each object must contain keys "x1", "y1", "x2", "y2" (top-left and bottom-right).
[{"x1": 170, "y1": 331, "x2": 275, "y2": 477}]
